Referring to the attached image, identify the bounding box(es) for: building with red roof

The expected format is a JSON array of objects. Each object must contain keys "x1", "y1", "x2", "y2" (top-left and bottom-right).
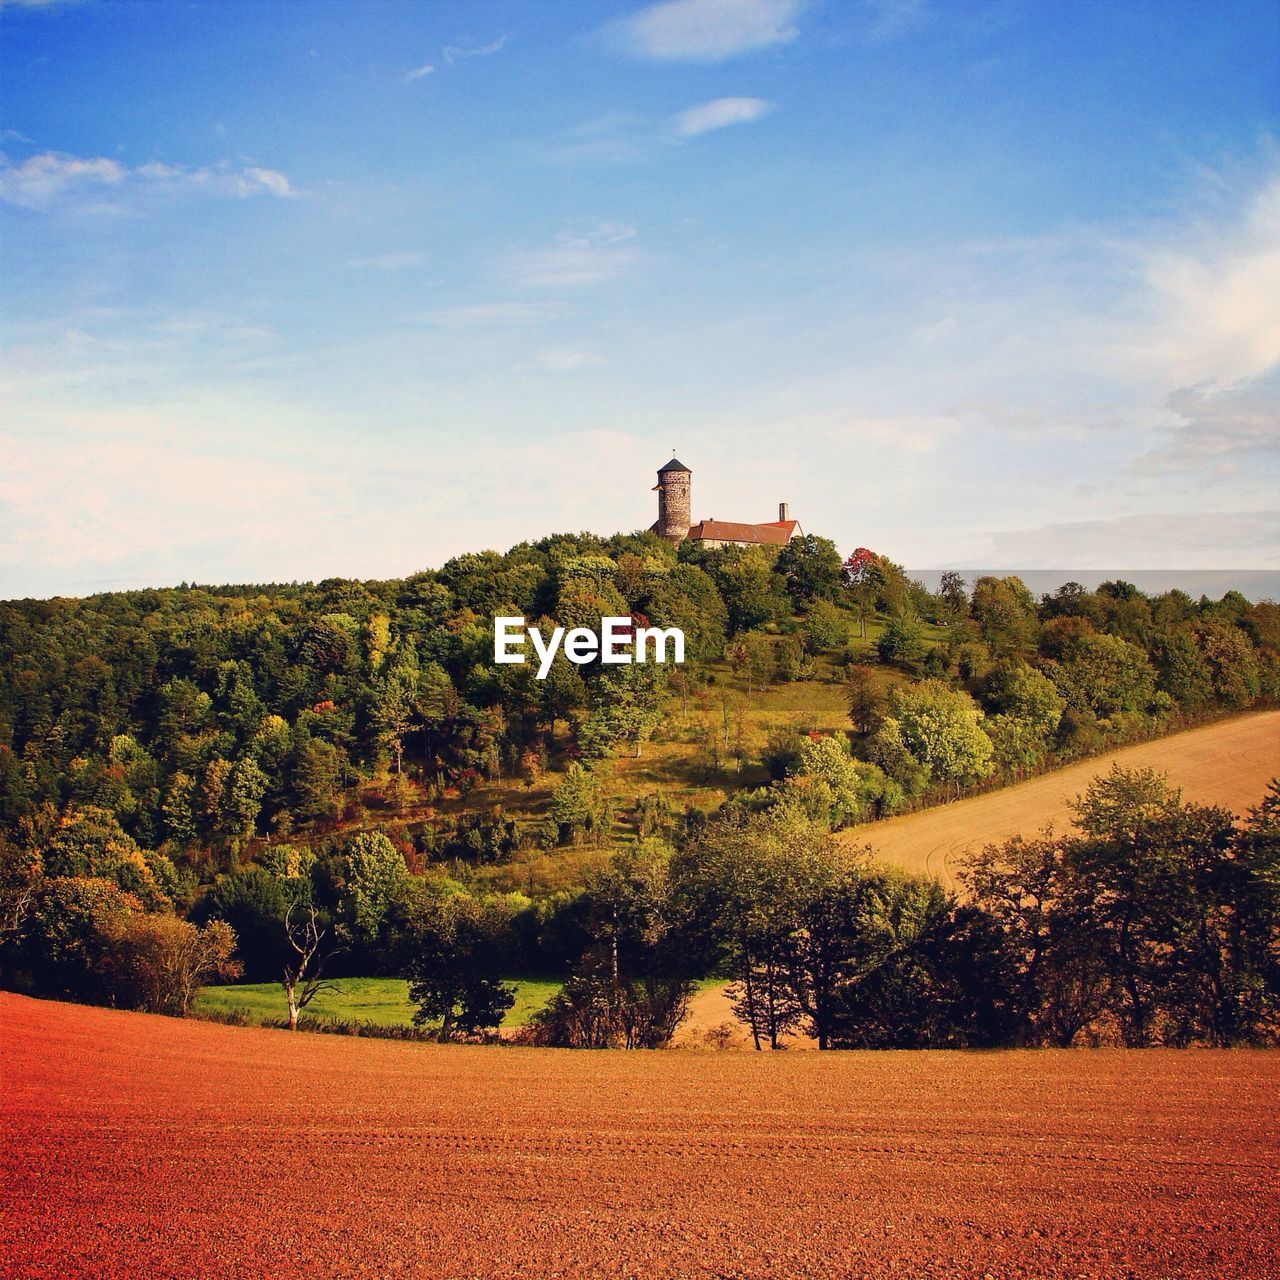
[{"x1": 650, "y1": 458, "x2": 799, "y2": 548}]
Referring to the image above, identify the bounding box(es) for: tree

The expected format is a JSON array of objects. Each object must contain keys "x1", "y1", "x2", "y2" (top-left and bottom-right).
[
  {"x1": 981, "y1": 661, "x2": 1065, "y2": 774},
  {"x1": 102, "y1": 915, "x2": 241, "y2": 1015},
  {"x1": 841, "y1": 548, "x2": 884, "y2": 640},
  {"x1": 875, "y1": 680, "x2": 993, "y2": 792},
  {"x1": 963, "y1": 833, "x2": 1109, "y2": 1046},
  {"x1": 876, "y1": 612, "x2": 927, "y2": 670},
  {"x1": 531, "y1": 841, "x2": 692, "y2": 1049},
  {"x1": 374, "y1": 670, "x2": 417, "y2": 775},
  {"x1": 580, "y1": 665, "x2": 664, "y2": 760},
  {"x1": 404, "y1": 892, "x2": 516, "y2": 1041},
  {"x1": 548, "y1": 763, "x2": 605, "y2": 846},
  {"x1": 161, "y1": 772, "x2": 198, "y2": 847},
  {"x1": 938, "y1": 571, "x2": 968, "y2": 623},
  {"x1": 24, "y1": 876, "x2": 141, "y2": 1002},
  {"x1": 289, "y1": 736, "x2": 344, "y2": 823},
  {"x1": 825, "y1": 878, "x2": 1017, "y2": 1049},
  {"x1": 225, "y1": 757, "x2": 269, "y2": 840},
  {"x1": 804, "y1": 599, "x2": 848, "y2": 653},
  {"x1": 845, "y1": 664, "x2": 885, "y2": 736},
  {"x1": 729, "y1": 631, "x2": 775, "y2": 693},
  {"x1": 196, "y1": 866, "x2": 296, "y2": 981},
  {"x1": 675, "y1": 812, "x2": 829, "y2": 1050},
  {"x1": 708, "y1": 546, "x2": 789, "y2": 634},
  {"x1": 645, "y1": 563, "x2": 728, "y2": 660},
  {"x1": 964, "y1": 769, "x2": 1280, "y2": 1048},
  {"x1": 970, "y1": 576, "x2": 1037, "y2": 658},
  {"x1": 1195, "y1": 622, "x2": 1261, "y2": 709},
  {"x1": 790, "y1": 735, "x2": 901, "y2": 829},
  {"x1": 776, "y1": 535, "x2": 843, "y2": 608},
  {"x1": 281, "y1": 898, "x2": 337, "y2": 1031},
  {"x1": 1149, "y1": 631, "x2": 1212, "y2": 711},
  {"x1": 0, "y1": 836, "x2": 40, "y2": 938},
  {"x1": 1048, "y1": 632, "x2": 1161, "y2": 723},
  {"x1": 334, "y1": 831, "x2": 407, "y2": 949}
]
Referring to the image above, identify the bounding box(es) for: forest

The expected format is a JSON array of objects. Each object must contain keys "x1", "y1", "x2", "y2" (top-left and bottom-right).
[{"x1": 1, "y1": 528, "x2": 1277, "y2": 1046}]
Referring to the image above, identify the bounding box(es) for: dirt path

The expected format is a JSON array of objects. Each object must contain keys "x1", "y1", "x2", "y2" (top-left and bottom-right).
[
  {"x1": 844, "y1": 710, "x2": 1280, "y2": 891},
  {"x1": 3, "y1": 992, "x2": 1277, "y2": 1279}
]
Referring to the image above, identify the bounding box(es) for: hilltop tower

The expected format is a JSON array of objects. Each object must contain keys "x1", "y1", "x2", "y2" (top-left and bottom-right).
[{"x1": 653, "y1": 457, "x2": 692, "y2": 542}]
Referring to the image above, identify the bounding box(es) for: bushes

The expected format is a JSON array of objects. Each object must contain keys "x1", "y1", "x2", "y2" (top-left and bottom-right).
[
  {"x1": 19, "y1": 876, "x2": 239, "y2": 1012},
  {"x1": 99, "y1": 915, "x2": 240, "y2": 1014}
]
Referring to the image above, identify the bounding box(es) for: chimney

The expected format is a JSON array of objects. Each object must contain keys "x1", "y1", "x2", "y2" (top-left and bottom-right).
[{"x1": 779, "y1": 502, "x2": 789, "y2": 522}]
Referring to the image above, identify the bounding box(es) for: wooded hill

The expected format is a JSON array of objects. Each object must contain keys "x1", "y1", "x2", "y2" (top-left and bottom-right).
[{"x1": 2, "y1": 529, "x2": 1277, "y2": 1042}]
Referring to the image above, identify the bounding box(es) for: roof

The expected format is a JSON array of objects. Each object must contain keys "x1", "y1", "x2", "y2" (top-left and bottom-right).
[
  {"x1": 687, "y1": 519, "x2": 797, "y2": 546},
  {"x1": 658, "y1": 457, "x2": 691, "y2": 474}
]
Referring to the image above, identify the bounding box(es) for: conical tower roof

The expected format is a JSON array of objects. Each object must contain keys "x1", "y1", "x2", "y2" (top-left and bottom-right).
[{"x1": 658, "y1": 457, "x2": 691, "y2": 474}]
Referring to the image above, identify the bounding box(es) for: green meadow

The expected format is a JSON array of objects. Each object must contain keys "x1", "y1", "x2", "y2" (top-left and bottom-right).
[{"x1": 195, "y1": 975, "x2": 561, "y2": 1029}]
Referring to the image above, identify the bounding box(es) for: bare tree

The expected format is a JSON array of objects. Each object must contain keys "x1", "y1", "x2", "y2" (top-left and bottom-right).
[
  {"x1": 281, "y1": 900, "x2": 337, "y2": 1031},
  {"x1": 0, "y1": 838, "x2": 40, "y2": 938}
]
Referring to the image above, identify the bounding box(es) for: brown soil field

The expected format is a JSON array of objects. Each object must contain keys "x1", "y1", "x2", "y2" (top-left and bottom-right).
[
  {"x1": 846, "y1": 709, "x2": 1280, "y2": 891},
  {"x1": 3, "y1": 992, "x2": 1278, "y2": 1279}
]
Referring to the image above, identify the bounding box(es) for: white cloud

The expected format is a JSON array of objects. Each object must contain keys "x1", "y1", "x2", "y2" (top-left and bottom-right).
[
  {"x1": 237, "y1": 166, "x2": 292, "y2": 198},
  {"x1": 443, "y1": 34, "x2": 508, "y2": 64},
  {"x1": 1142, "y1": 377, "x2": 1280, "y2": 473},
  {"x1": 610, "y1": 0, "x2": 801, "y2": 62},
  {"x1": 404, "y1": 62, "x2": 435, "y2": 82},
  {"x1": 510, "y1": 223, "x2": 639, "y2": 288},
  {"x1": 0, "y1": 151, "x2": 293, "y2": 210},
  {"x1": 1129, "y1": 173, "x2": 1280, "y2": 388},
  {"x1": 676, "y1": 96, "x2": 775, "y2": 136},
  {"x1": 0, "y1": 153, "x2": 125, "y2": 207}
]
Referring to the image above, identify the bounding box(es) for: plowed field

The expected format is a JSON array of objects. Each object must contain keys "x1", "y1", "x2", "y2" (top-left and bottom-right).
[
  {"x1": 3, "y1": 992, "x2": 1278, "y2": 1279},
  {"x1": 848, "y1": 709, "x2": 1280, "y2": 890}
]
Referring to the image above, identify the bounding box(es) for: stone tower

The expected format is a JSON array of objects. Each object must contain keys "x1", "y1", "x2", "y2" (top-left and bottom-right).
[{"x1": 653, "y1": 457, "x2": 692, "y2": 542}]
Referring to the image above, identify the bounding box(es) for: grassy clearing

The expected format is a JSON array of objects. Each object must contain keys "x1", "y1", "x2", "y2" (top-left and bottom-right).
[
  {"x1": 195, "y1": 975, "x2": 562, "y2": 1029},
  {"x1": 196, "y1": 975, "x2": 728, "y2": 1030}
]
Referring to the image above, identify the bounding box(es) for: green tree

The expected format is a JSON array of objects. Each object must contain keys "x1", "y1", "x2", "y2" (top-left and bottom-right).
[
  {"x1": 531, "y1": 841, "x2": 692, "y2": 1049},
  {"x1": 548, "y1": 763, "x2": 606, "y2": 846},
  {"x1": 405, "y1": 891, "x2": 516, "y2": 1041},
  {"x1": 875, "y1": 612, "x2": 927, "y2": 670},
  {"x1": 875, "y1": 680, "x2": 994, "y2": 792},
  {"x1": 970, "y1": 575, "x2": 1038, "y2": 658},
  {"x1": 334, "y1": 830, "x2": 407, "y2": 948},
  {"x1": 225, "y1": 757, "x2": 269, "y2": 839},
  {"x1": 708, "y1": 546, "x2": 789, "y2": 634},
  {"x1": 776, "y1": 534, "x2": 843, "y2": 608},
  {"x1": 803, "y1": 599, "x2": 848, "y2": 653},
  {"x1": 1049, "y1": 632, "x2": 1162, "y2": 722},
  {"x1": 161, "y1": 772, "x2": 199, "y2": 847},
  {"x1": 1195, "y1": 622, "x2": 1261, "y2": 709}
]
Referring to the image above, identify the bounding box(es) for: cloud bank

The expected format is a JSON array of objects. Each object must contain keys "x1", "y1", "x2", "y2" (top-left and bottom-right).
[{"x1": 0, "y1": 152, "x2": 294, "y2": 211}]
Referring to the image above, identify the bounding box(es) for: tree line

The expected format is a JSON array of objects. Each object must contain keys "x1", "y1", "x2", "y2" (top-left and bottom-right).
[
  {"x1": 1, "y1": 526, "x2": 1277, "y2": 1038},
  {"x1": 4, "y1": 762, "x2": 1276, "y2": 1050}
]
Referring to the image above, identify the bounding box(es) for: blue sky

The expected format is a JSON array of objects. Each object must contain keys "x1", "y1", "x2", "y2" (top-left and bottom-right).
[{"x1": 1, "y1": 0, "x2": 1278, "y2": 597}]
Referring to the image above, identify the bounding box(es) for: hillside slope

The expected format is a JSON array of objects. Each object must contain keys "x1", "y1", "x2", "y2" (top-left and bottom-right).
[
  {"x1": 4, "y1": 991, "x2": 1278, "y2": 1279},
  {"x1": 845, "y1": 709, "x2": 1280, "y2": 890}
]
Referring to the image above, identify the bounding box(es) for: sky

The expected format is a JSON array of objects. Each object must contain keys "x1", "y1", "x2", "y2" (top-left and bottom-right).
[{"x1": 1, "y1": 0, "x2": 1278, "y2": 598}]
